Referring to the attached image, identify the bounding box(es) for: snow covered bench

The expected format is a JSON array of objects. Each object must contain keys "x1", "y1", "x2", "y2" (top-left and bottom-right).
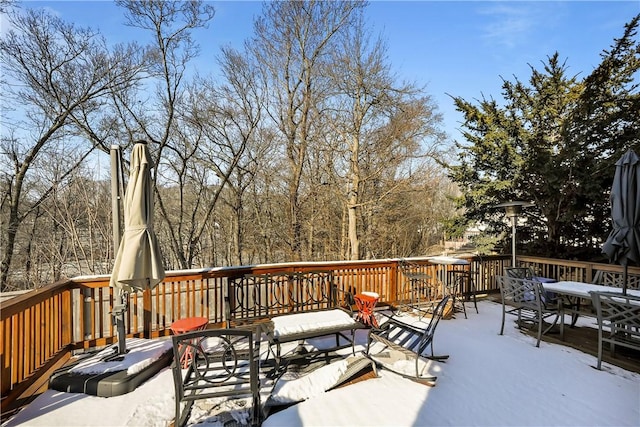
[
  {"x1": 225, "y1": 271, "x2": 368, "y2": 371},
  {"x1": 265, "y1": 308, "x2": 368, "y2": 371}
]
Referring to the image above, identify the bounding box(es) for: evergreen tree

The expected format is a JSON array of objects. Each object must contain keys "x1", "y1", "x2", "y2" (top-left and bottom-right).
[{"x1": 448, "y1": 15, "x2": 640, "y2": 260}]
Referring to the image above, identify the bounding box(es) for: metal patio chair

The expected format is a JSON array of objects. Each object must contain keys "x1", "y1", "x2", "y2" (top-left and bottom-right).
[
  {"x1": 590, "y1": 291, "x2": 640, "y2": 370},
  {"x1": 497, "y1": 275, "x2": 563, "y2": 347},
  {"x1": 368, "y1": 295, "x2": 450, "y2": 383},
  {"x1": 398, "y1": 259, "x2": 437, "y2": 317},
  {"x1": 171, "y1": 328, "x2": 262, "y2": 427}
]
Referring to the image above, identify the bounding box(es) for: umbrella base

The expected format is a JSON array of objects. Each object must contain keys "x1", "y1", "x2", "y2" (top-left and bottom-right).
[{"x1": 49, "y1": 344, "x2": 172, "y2": 397}]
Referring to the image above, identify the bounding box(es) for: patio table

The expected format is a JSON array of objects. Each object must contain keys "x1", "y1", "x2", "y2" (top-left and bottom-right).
[
  {"x1": 427, "y1": 256, "x2": 469, "y2": 302},
  {"x1": 427, "y1": 256, "x2": 469, "y2": 287},
  {"x1": 543, "y1": 281, "x2": 640, "y2": 299},
  {"x1": 542, "y1": 281, "x2": 640, "y2": 329},
  {"x1": 427, "y1": 256, "x2": 470, "y2": 266}
]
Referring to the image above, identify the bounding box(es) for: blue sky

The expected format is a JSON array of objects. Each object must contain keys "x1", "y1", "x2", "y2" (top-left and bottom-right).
[{"x1": 12, "y1": 0, "x2": 640, "y2": 140}]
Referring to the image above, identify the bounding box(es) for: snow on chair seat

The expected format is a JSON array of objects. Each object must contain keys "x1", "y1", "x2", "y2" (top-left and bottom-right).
[
  {"x1": 265, "y1": 308, "x2": 369, "y2": 373},
  {"x1": 271, "y1": 309, "x2": 358, "y2": 337}
]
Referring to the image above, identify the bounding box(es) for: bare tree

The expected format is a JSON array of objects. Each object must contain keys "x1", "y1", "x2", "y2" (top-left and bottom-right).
[
  {"x1": 42, "y1": 172, "x2": 112, "y2": 277},
  {"x1": 113, "y1": 0, "x2": 215, "y2": 269},
  {"x1": 249, "y1": 0, "x2": 366, "y2": 261},
  {"x1": 325, "y1": 13, "x2": 446, "y2": 259},
  {"x1": 171, "y1": 47, "x2": 264, "y2": 267},
  {"x1": 0, "y1": 0, "x2": 15, "y2": 13},
  {"x1": 0, "y1": 8, "x2": 145, "y2": 290},
  {"x1": 10, "y1": 169, "x2": 113, "y2": 287},
  {"x1": 0, "y1": 0, "x2": 462, "y2": 288},
  {"x1": 240, "y1": 126, "x2": 290, "y2": 264}
]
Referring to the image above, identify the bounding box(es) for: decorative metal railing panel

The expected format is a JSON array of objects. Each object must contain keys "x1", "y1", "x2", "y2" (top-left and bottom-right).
[{"x1": 226, "y1": 271, "x2": 336, "y2": 325}]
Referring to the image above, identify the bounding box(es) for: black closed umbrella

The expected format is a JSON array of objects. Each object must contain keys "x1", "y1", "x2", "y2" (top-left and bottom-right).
[{"x1": 602, "y1": 149, "x2": 640, "y2": 295}]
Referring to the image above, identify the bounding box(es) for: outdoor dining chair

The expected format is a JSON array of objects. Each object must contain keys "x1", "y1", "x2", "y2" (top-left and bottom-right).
[
  {"x1": 446, "y1": 270, "x2": 479, "y2": 317},
  {"x1": 590, "y1": 291, "x2": 640, "y2": 370},
  {"x1": 496, "y1": 275, "x2": 563, "y2": 347},
  {"x1": 171, "y1": 328, "x2": 262, "y2": 427},
  {"x1": 398, "y1": 259, "x2": 437, "y2": 317}
]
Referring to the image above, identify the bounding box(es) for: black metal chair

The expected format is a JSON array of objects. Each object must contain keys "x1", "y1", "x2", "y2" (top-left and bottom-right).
[
  {"x1": 171, "y1": 328, "x2": 262, "y2": 427},
  {"x1": 496, "y1": 275, "x2": 563, "y2": 347},
  {"x1": 398, "y1": 259, "x2": 436, "y2": 317},
  {"x1": 368, "y1": 295, "x2": 450, "y2": 382},
  {"x1": 446, "y1": 270, "x2": 479, "y2": 317}
]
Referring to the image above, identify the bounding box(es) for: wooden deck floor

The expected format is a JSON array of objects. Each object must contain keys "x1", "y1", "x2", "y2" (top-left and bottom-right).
[
  {"x1": 523, "y1": 322, "x2": 640, "y2": 374},
  {"x1": 482, "y1": 294, "x2": 640, "y2": 374}
]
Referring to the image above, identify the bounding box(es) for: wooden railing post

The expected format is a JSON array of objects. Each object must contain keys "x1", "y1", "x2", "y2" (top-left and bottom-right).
[
  {"x1": 390, "y1": 260, "x2": 399, "y2": 304},
  {"x1": 224, "y1": 277, "x2": 232, "y2": 328},
  {"x1": 61, "y1": 288, "x2": 72, "y2": 348},
  {"x1": 586, "y1": 263, "x2": 594, "y2": 283}
]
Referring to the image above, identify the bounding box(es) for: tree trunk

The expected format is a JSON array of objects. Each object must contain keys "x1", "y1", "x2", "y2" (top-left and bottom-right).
[
  {"x1": 348, "y1": 134, "x2": 361, "y2": 260},
  {"x1": 1, "y1": 212, "x2": 20, "y2": 292}
]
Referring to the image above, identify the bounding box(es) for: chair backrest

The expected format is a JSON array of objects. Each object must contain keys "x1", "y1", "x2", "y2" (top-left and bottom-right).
[
  {"x1": 496, "y1": 275, "x2": 544, "y2": 311},
  {"x1": 399, "y1": 259, "x2": 423, "y2": 275},
  {"x1": 592, "y1": 270, "x2": 640, "y2": 290},
  {"x1": 504, "y1": 267, "x2": 536, "y2": 279},
  {"x1": 590, "y1": 291, "x2": 640, "y2": 330},
  {"x1": 447, "y1": 269, "x2": 471, "y2": 293},
  {"x1": 416, "y1": 295, "x2": 450, "y2": 355},
  {"x1": 172, "y1": 328, "x2": 261, "y2": 427},
  {"x1": 398, "y1": 259, "x2": 432, "y2": 284}
]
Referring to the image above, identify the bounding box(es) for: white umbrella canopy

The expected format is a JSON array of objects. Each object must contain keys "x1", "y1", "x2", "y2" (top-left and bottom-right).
[
  {"x1": 109, "y1": 141, "x2": 164, "y2": 356},
  {"x1": 602, "y1": 149, "x2": 640, "y2": 294},
  {"x1": 110, "y1": 141, "x2": 165, "y2": 293}
]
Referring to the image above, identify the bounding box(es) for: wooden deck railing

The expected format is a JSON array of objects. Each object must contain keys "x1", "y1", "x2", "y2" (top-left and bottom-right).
[
  {"x1": 517, "y1": 255, "x2": 640, "y2": 284},
  {"x1": 2, "y1": 254, "x2": 637, "y2": 418}
]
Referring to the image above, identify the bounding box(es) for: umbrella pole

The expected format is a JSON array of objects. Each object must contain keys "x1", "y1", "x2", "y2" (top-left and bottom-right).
[
  {"x1": 623, "y1": 264, "x2": 628, "y2": 296},
  {"x1": 110, "y1": 145, "x2": 123, "y2": 251},
  {"x1": 114, "y1": 289, "x2": 128, "y2": 355},
  {"x1": 104, "y1": 289, "x2": 128, "y2": 361}
]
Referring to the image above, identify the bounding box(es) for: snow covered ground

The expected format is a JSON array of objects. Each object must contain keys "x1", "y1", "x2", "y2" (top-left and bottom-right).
[{"x1": 3, "y1": 300, "x2": 639, "y2": 426}]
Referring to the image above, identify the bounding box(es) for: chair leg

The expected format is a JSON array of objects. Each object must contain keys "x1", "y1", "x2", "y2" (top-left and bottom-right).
[
  {"x1": 470, "y1": 278, "x2": 479, "y2": 314},
  {"x1": 460, "y1": 293, "x2": 467, "y2": 319},
  {"x1": 175, "y1": 400, "x2": 193, "y2": 427},
  {"x1": 596, "y1": 327, "x2": 603, "y2": 370},
  {"x1": 473, "y1": 292, "x2": 478, "y2": 313},
  {"x1": 252, "y1": 395, "x2": 261, "y2": 426}
]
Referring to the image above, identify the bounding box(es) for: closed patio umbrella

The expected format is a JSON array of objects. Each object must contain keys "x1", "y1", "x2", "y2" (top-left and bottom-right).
[
  {"x1": 110, "y1": 141, "x2": 165, "y2": 354},
  {"x1": 602, "y1": 149, "x2": 640, "y2": 295}
]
